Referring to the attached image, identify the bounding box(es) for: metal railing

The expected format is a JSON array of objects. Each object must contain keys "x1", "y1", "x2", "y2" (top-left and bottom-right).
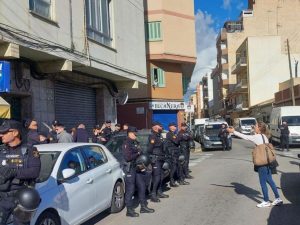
[{"x1": 231, "y1": 57, "x2": 247, "y2": 72}]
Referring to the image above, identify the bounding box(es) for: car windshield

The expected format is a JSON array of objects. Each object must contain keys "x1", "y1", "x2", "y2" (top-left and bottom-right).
[
  {"x1": 241, "y1": 119, "x2": 256, "y2": 126},
  {"x1": 282, "y1": 116, "x2": 300, "y2": 126},
  {"x1": 205, "y1": 124, "x2": 222, "y2": 135},
  {"x1": 36, "y1": 151, "x2": 60, "y2": 183}
]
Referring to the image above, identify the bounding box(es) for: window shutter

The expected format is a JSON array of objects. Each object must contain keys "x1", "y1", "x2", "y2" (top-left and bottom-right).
[{"x1": 158, "y1": 69, "x2": 165, "y2": 87}]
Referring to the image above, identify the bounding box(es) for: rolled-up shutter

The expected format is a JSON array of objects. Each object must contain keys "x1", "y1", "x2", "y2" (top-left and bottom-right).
[{"x1": 54, "y1": 82, "x2": 96, "y2": 134}]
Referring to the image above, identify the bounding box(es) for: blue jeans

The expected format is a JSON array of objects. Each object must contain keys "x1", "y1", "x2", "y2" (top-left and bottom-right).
[{"x1": 258, "y1": 166, "x2": 280, "y2": 202}]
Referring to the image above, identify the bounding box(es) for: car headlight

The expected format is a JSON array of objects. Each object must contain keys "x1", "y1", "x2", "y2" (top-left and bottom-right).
[{"x1": 204, "y1": 135, "x2": 210, "y2": 140}]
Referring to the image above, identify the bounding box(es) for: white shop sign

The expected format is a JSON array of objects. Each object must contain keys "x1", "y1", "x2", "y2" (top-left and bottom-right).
[{"x1": 149, "y1": 101, "x2": 185, "y2": 110}]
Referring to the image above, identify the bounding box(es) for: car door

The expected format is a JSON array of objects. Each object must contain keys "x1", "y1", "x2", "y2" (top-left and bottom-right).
[
  {"x1": 81, "y1": 145, "x2": 114, "y2": 211},
  {"x1": 57, "y1": 147, "x2": 94, "y2": 225}
]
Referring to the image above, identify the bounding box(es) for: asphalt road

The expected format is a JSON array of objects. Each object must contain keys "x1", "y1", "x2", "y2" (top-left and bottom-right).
[{"x1": 83, "y1": 138, "x2": 300, "y2": 225}]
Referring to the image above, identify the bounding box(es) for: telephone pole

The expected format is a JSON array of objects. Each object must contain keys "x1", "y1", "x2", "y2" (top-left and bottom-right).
[{"x1": 287, "y1": 39, "x2": 295, "y2": 106}]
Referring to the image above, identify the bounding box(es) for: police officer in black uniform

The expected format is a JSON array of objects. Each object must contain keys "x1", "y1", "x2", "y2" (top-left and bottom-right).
[
  {"x1": 178, "y1": 122, "x2": 193, "y2": 180},
  {"x1": 165, "y1": 122, "x2": 181, "y2": 187},
  {"x1": 122, "y1": 126, "x2": 154, "y2": 217},
  {"x1": 280, "y1": 121, "x2": 290, "y2": 152},
  {"x1": 0, "y1": 120, "x2": 41, "y2": 225},
  {"x1": 24, "y1": 119, "x2": 47, "y2": 148},
  {"x1": 100, "y1": 120, "x2": 112, "y2": 144},
  {"x1": 218, "y1": 123, "x2": 229, "y2": 151},
  {"x1": 148, "y1": 122, "x2": 169, "y2": 202}
]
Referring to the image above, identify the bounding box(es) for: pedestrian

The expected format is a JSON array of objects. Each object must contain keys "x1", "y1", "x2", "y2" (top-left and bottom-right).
[
  {"x1": 0, "y1": 119, "x2": 41, "y2": 225},
  {"x1": 218, "y1": 123, "x2": 229, "y2": 151},
  {"x1": 227, "y1": 122, "x2": 283, "y2": 208},
  {"x1": 24, "y1": 119, "x2": 47, "y2": 148},
  {"x1": 100, "y1": 120, "x2": 112, "y2": 144},
  {"x1": 165, "y1": 122, "x2": 181, "y2": 187},
  {"x1": 113, "y1": 123, "x2": 121, "y2": 136},
  {"x1": 53, "y1": 121, "x2": 73, "y2": 143},
  {"x1": 92, "y1": 125, "x2": 101, "y2": 143},
  {"x1": 280, "y1": 121, "x2": 290, "y2": 152},
  {"x1": 74, "y1": 124, "x2": 89, "y2": 143},
  {"x1": 178, "y1": 122, "x2": 193, "y2": 180},
  {"x1": 148, "y1": 122, "x2": 169, "y2": 202},
  {"x1": 122, "y1": 123, "x2": 129, "y2": 132},
  {"x1": 46, "y1": 120, "x2": 58, "y2": 143},
  {"x1": 122, "y1": 126, "x2": 154, "y2": 217}
]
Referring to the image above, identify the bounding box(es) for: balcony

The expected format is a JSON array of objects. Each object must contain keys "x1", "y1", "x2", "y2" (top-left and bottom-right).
[
  {"x1": 235, "y1": 101, "x2": 249, "y2": 111},
  {"x1": 222, "y1": 79, "x2": 229, "y2": 86},
  {"x1": 231, "y1": 57, "x2": 247, "y2": 74},
  {"x1": 222, "y1": 63, "x2": 229, "y2": 70},
  {"x1": 221, "y1": 48, "x2": 228, "y2": 55},
  {"x1": 224, "y1": 21, "x2": 243, "y2": 33},
  {"x1": 233, "y1": 79, "x2": 248, "y2": 92}
]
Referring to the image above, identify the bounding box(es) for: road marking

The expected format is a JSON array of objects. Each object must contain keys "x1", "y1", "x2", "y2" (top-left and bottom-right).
[{"x1": 189, "y1": 153, "x2": 213, "y2": 167}]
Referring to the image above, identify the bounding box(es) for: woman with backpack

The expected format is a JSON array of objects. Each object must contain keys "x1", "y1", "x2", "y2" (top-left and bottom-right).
[{"x1": 227, "y1": 122, "x2": 283, "y2": 208}]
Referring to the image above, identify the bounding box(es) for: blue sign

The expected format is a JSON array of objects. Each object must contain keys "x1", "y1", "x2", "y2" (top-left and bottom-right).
[{"x1": 0, "y1": 61, "x2": 10, "y2": 92}]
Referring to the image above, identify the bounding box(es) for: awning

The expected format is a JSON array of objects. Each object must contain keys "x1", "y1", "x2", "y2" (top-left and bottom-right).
[{"x1": 0, "y1": 97, "x2": 10, "y2": 119}]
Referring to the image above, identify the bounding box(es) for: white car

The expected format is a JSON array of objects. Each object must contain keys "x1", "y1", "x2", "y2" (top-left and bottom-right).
[{"x1": 30, "y1": 143, "x2": 125, "y2": 225}]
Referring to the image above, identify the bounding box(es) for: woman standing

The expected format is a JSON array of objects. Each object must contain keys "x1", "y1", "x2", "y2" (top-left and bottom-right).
[{"x1": 227, "y1": 122, "x2": 283, "y2": 208}]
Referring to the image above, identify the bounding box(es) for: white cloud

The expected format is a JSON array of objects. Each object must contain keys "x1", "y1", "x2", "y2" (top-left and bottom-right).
[
  {"x1": 185, "y1": 10, "x2": 217, "y2": 101},
  {"x1": 223, "y1": 0, "x2": 232, "y2": 10}
]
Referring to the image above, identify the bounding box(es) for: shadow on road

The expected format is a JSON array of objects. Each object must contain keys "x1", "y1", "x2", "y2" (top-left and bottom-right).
[
  {"x1": 211, "y1": 182, "x2": 263, "y2": 203},
  {"x1": 267, "y1": 172, "x2": 300, "y2": 225}
]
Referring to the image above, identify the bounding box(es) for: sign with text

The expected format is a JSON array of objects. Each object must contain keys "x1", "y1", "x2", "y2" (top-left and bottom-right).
[{"x1": 149, "y1": 101, "x2": 185, "y2": 110}]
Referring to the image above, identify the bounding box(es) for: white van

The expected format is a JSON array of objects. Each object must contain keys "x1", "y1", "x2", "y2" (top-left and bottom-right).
[
  {"x1": 193, "y1": 118, "x2": 209, "y2": 143},
  {"x1": 270, "y1": 106, "x2": 300, "y2": 145},
  {"x1": 233, "y1": 117, "x2": 257, "y2": 135}
]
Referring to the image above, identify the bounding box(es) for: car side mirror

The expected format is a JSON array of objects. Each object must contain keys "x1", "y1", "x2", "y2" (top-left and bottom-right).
[{"x1": 62, "y1": 168, "x2": 76, "y2": 179}]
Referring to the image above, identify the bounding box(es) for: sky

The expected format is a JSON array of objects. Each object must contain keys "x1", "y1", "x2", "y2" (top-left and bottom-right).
[{"x1": 186, "y1": 0, "x2": 248, "y2": 102}]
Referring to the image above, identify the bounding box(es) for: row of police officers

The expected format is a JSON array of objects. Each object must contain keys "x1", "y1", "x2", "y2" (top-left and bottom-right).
[{"x1": 122, "y1": 121, "x2": 194, "y2": 217}]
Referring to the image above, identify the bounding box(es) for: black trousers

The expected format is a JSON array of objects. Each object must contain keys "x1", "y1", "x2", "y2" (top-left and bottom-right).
[
  {"x1": 151, "y1": 160, "x2": 164, "y2": 195},
  {"x1": 0, "y1": 195, "x2": 29, "y2": 225},
  {"x1": 124, "y1": 168, "x2": 147, "y2": 207},
  {"x1": 280, "y1": 135, "x2": 289, "y2": 150},
  {"x1": 221, "y1": 137, "x2": 229, "y2": 150}
]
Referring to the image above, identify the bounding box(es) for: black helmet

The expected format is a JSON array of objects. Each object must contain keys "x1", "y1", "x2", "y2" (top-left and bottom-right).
[
  {"x1": 162, "y1": 161, "x2": 170, "y2": 170},
  {"x1": 136, "y1": 154, "x2": 150, "y2": 171},
  {"x1": 13, "y1": 188, "x2": 41, "y2": 222},
  {"x1": 178, "y1": 155, "x2": 185, "y2": 163}
]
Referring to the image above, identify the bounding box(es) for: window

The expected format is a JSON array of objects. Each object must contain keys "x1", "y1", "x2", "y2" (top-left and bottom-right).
[
  {"x1": 58, "y1": 148, "x2": 87, "y2": 180},
  {"x1": 146, "y1": 22, "x2": 162, "y2": 41},
  {"x1": 151, "y1": 67, "x2": 165, "y2": 88},
  {"x1": 81, "y1": 145, "x2": 107, "y2": 169},
  {"x1": 29, "y1": 0, "x2": 52, "y2": 19},
  {"x1": 86, "y1": 0, "x2": 112, "y2": 46}
]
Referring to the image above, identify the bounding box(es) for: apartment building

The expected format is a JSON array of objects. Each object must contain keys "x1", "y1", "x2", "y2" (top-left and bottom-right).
[
  {"x1": 0, "y1": 0, "x2": 146, "y2": 132},
  {"x1": 117, "y1": 0, "x2": 196, "y2": 130},
  {"x1": 215, "y1": 0, "x2": 300, "y2": 121}
]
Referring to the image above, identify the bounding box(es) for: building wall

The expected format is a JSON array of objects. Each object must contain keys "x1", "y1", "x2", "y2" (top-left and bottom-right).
[
  {"x1": 0, "y1": 0, "x2": 147, "y2": 79},
  {"x1": 247, "y1": 36, "x2": 299, "y2": 106}
]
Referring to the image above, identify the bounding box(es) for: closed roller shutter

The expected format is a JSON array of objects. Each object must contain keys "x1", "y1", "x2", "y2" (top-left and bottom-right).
[{"x1": 54, "y1": 82, "x2": 96, "y2": 134}]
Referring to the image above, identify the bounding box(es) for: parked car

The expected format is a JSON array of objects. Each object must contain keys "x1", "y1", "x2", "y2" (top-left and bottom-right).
[
  {"x1": 270, "y1": 106, "x2": 300, "y2": 145},
  {"x1": 193, "y1": 118, "x2": 209, "y2": 143},
  {"x1": 233, "y1": 117, "x2": 257, "y2": 135},
  {"x1": 201, "y1": 120, "x2": 232, "y2": 151},
  {"x1": 30, "y1": 143, "x2": 124, "y2": 225}
]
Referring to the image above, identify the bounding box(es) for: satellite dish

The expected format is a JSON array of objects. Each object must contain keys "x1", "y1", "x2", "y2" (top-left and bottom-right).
[{"x1": 116, "y1": 90, "x2": 128, "y2": 105}]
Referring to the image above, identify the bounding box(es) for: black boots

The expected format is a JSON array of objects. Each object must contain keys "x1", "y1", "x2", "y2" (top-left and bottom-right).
[
  {"x1": 140, "y1": 204, "x2": 155, "y2": 213},
  {"x1": 157, "y1": 192, "x2": 169, "y2": 198},
  {"x1": 179, "y1": 180, "x2": 190, "y2": 185},
  {"x1": 185, "y1": 175, "x2": 194, "y2": 179},
  {"x1": 150, "y1": 194, "x2": 161, "y2": 202},
  {"x1": 126, "y1": 207, "x2": 139, "y2": 217},
  {"x1": 170, "y1": 179, "x2": 179, "y2": 187}
]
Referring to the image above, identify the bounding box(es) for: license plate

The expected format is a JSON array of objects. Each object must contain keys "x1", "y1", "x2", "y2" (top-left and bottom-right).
[{"x1": 214, "y1": 141, "x2": 222, "y2": 145}]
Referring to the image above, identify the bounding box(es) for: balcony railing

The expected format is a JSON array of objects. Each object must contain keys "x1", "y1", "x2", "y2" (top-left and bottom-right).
[
  {"x1": 231, "y1": 57, "x2": 247, "y2": 74},
  {"x1": 235, "y1": 101, "x2": 249, "y2": 110},
  {"x1": 224, "y1": 21, "x2": 243, "y2": 33},
  {"x1": 234, "y1": 79, "x2": 248, "y2": 92}
]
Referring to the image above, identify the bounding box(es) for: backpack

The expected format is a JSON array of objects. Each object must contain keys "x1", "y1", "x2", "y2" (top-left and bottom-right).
[{"x1": 252, "y1": 134, "x2": 276, "y2": 166}]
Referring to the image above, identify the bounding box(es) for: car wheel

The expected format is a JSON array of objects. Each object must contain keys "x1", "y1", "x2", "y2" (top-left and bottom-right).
[
  {"x1": 36, "y1": 211, "x2": 60, "y2": 225},
  {"x1": 110, "y1": 181, "x2": 125, "y2": 213}
]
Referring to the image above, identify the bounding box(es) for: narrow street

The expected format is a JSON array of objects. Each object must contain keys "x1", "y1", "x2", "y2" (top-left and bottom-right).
[{"x1": 84, "y1": 138, "x2": 300, "y2": 225}]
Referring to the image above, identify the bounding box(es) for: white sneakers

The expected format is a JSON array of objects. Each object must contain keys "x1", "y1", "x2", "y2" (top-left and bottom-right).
[
  {"x1": 256, "y1": 201, "x2": 271, "y2": 208},
  {"x1": 272, "y1": 198, "x2": 283, "y2": 206},
  {"x1": 256, "y1": 198, "x2": 283, "y2": 208}
]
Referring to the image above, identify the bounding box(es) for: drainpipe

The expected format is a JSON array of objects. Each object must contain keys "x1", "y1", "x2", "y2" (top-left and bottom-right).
[{"x1": 69, "y1": 0, "x2": 75, "y2": 51}]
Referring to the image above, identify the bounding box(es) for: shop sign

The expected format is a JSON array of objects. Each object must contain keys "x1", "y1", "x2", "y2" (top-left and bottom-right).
[
  {"x1": 149, "y1": 101, "x2": 185, "y2": 110},
  {"x1": 0, "y1": 61, "x2": 10, "y2": 92}
]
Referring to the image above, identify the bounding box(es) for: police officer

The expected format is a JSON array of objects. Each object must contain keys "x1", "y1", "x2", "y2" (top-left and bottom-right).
[
  {"x1": 218, "y1": 123, "x2": 229, "y2": 151},
  {"x1": 178, "y1": 122, "x2": 193, "y2": 181},
  {"x1": 122, "y1": 126, "x2": 154, "y2": 217},
  {"x1": 148, "y1": 122, "x2": 169, "y2": 202},
  {"x1": 280, "y1": 121, "x2": 290, "y2": 152},
  {"x1": 113, "y1": 123, "x2": 121, "y2": 136},
  {"x1": 100, "y1": 120, "x2": 112, "y2": 144},
  {"x1": 24, "y1": 119, "x2": 47, "y2": 148},
  {"x1": 0, "y1": 119, "x2": 41, "y2": 225},
  {"x1": 165, "y1": 122, "x2": 181, "y2": 187}
]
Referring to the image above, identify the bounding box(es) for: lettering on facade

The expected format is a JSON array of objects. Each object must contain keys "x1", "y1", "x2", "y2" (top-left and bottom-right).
[{"x1": 149, "y1": 102, "x2": 185, "y2": 110}]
